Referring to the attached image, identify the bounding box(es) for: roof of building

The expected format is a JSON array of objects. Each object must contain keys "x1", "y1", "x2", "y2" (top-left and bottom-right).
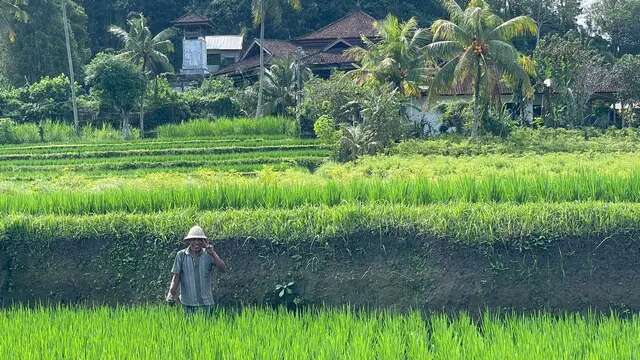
[
  {"x1": 205, "y1": 35, "x2": 244, "y2": 51},
  {"x1": 241, "y1": 39, "x2": 300, "y2": 60},
  {"x1": 216, "y1": 10, "x2": 376, "y2": 76},
  {"x1": 297, "y1": 10, "x2": 377, "y2": 40},
  {"x1": 172, "y1": 14, "x2": 211, "y2": 26}
]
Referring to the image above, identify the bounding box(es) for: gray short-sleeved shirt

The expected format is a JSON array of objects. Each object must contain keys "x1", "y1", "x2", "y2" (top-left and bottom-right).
[{"x1": 171, "y1": 248, "x2": 216, "y2": 306}]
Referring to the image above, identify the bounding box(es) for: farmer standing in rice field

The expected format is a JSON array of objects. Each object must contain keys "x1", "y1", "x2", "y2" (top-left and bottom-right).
[{"x1": 166, "y1": 225, "x2": 226, "y2": 314}]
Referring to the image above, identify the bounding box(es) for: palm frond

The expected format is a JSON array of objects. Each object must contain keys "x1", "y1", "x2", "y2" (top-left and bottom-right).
[
  {"x1": 440, "y1": 0, "x2": 464, "y2": 22},
  {"x1": 153, "y1": 28, "x2": 176, "y2": 42},
  {"x1": 108, "y1": 26, "x2": 129, "y2": 43},
  {"x1": 489, "y1": 16, "x2": 538, "y2": 42},
  {"x1": 425, "y1": 41, "x2": 464, "y2": 62},
  {"x1": 431, "y1": 20, "x2": 470, "y2": 43},
  {"x1": 428, "y1": 57, "x2": 460, "y2": 101}
]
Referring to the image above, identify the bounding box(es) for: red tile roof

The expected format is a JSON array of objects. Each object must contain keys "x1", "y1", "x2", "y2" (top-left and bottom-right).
[{"x1": 297, "y1": 10, "x2": 377, "y2": 40}]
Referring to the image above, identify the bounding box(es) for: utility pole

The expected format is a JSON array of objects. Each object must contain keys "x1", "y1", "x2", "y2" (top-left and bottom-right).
[{"x1": 61, "y1": 0, "x2": 80, "y2": 135}]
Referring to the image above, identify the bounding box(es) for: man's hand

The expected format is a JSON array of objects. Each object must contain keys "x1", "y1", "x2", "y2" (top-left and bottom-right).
[
  {"x1": 166, "y1": 289, "x2": 177, "y2": 303},
  {"x1": 204, "y1": 240, "x2": 226, "y2": 272}
]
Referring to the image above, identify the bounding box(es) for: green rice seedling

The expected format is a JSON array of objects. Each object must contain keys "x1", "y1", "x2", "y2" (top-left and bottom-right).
[
  {"x1": 2, "y1": 202, "x2": 640, "y2": 247},
  {"x1": 3, "y1": 170, "x2": 640, "y2": 215},
  {"x1": 0, "y1": 143, "x2": 329, "y2": 161},
  {"x1": 157, "y1": 117, "x2": 299, "y2": 138},
  {"x1": 2, "y1": 307, "x2": 639, "y2": 359},
  {"x1": 0, "y1": 137, "x2": 318, "y2": 155}
]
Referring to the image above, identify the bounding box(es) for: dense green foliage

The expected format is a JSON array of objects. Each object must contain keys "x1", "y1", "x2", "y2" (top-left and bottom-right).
[{"x1": 2, "y1": 307, "x2": 640, "y2": 359}]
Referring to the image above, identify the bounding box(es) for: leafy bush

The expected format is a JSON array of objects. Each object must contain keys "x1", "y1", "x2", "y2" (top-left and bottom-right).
[
  {"x1": 0, "y1": 118, "x2": 19, "y2": 144},
  {"x1": 435, "y1": 102, "x2": 472, "y2": 134},
  {"x1": 313, "y1": 115, "x2": 340, "y2": 144},
  {"x1": 145, "y1": 77, "x2": 189, "y2": 129},
  {"x1": 297, "y1": 73, "x2": 365, "y2": 134},
  {"x1": 19, "y1": 75, "x2": 74, "y2": 121},
  {"x1": 183, "y1": 77, "x2": 241, "y2": 119}
]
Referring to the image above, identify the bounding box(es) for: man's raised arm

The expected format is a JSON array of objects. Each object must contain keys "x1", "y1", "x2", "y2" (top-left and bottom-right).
[{"x1": 205, "y1": 243, "x2": 226, "y2": 272}]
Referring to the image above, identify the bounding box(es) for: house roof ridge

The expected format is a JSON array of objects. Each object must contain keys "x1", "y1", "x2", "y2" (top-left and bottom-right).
[{"x1": 296, "y1": 9, "x2": 377, "y2": 40}]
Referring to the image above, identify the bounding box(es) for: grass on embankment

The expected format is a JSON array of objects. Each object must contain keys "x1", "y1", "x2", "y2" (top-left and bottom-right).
[
  {"x1": 1, "y1": 307, "x2": 637, "y2": 359},
  {"x1": 2, "y1": 202, "x2": 638, "y2": 246},
  {"x1": 157, "y1": 116, "x2": 298, "y2": 138}
]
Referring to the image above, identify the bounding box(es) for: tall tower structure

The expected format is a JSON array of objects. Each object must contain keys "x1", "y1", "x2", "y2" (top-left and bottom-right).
[{"x1": 172, "y1": 15, "x2": 212, "y2": 76}]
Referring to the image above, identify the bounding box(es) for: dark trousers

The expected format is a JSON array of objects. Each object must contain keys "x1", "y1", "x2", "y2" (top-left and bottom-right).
[{"x1": 183, "y1": 305, "x2": 215, "y2": 316}]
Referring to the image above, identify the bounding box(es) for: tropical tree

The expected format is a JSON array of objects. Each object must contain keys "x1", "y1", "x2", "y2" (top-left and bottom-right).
[
  {"x1": 263, "y1": 57, "x2": 312, "y2": 115},
  {"x1": 108, "y1": 13, "x2": 175, "y2": 137},
  {"x1": 85, "y1": 53, "x2": 145, "y2": 139},
  {"x1": 251, "y1": 0, "x2": 301, "y2": 118},
  {"x1": 0, "y1": 0, "x2": 28, "y2": 42},
  {"x1": 346, "y1": 14, "x2": 431, "y2": 98},
  {"x1": 426, "y1": 0, "x2": 537, "y2": 137}
]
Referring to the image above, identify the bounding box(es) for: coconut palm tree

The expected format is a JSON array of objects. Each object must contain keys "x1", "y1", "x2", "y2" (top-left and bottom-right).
[
  {"x1": 346, "y1": 15, "x2": 431, "y2": 98},
  {"x1": 263, "y1": 57, "x2": 312, "y2": 115},
  {"x1": 426, "y1": 0, "x2": 537, "y2": 137},
  {"x1": 251, "y1": 0, "x2": 301, "y2": 118},
  {"x1": 109, "y1": 13, "x2": 175, "y2": 138}
]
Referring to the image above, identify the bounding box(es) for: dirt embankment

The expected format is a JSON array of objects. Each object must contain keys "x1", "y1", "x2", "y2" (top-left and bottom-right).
[{"x1": 3, "y1": 234, "x2": 640, "y2": 312}]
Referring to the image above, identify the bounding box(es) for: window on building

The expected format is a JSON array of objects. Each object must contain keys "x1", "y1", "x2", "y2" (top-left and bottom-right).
[{"x1": 207, "y1": 53, "x2": 221, "y2": 66}]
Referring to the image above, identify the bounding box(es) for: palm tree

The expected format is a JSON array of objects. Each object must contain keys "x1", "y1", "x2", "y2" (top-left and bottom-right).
[
  {"x1": 426, "y1": 0, "x2": 537, "y2": 137},
  {"x1": 251, "y1": 0, "x2": 301, "y2": 118},
  {"x1": 263, "y1": 57, "x2": 312, "y2": 115},
  {"x1": 346, "y1": 15, "x2": 431, "y2": 98},
  {"x1": 109, "y1": 13, "x2": 175, "y2": 138},
  {"x1": 0, "y1": 0, "x2": 28, "y2": 42}
]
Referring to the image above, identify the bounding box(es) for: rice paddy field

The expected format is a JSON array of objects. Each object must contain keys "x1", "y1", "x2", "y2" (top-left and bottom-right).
[
  {"x1": 2, "y1": 122, "x2": 640, "y2": 358},
  {"x1": 2, "y1": 307, "x2": 640, "y2": 359}
]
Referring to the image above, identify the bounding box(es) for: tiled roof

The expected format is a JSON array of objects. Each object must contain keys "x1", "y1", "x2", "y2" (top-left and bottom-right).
[
  {"x1": 303, "y1": 51, "x2": 353, "y2": 66},
  {"x1": 215, "y1": 57, "x2": 261, "y2": 75},
  {"x1": 259, "y1": 40, "x2": 299, "y2": 57},
  {"x1": 172, "y1": 14, "x2": 210, "y2": 25},
  {"x1": 297, "y1": 10, "x2": 377, "y2": 40}
]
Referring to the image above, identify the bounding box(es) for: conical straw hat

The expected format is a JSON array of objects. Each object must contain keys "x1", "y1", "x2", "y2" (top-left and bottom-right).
[{"x1": 184, "y1": 225, "x2": 207, "y2": 241}]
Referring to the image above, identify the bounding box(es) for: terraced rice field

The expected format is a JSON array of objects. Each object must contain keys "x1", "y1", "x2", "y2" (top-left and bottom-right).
[{"x1": 2, "y1": 126, "x2": 640, "y2": 359}]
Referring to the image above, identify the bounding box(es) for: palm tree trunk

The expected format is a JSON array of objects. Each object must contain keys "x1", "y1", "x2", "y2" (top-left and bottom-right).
[
  {"x1": 139, "y1": 88, "x2": 145, "y2": 139},
  {"x1": 139, "y1": 59, "x2": 147, "y2": 139},
  {"x1": 256, "y1": 0, "x2": 265, "y2": 118},
  {"x1": 472, "y1": 63, "x2": 482, "y2": 138}
]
